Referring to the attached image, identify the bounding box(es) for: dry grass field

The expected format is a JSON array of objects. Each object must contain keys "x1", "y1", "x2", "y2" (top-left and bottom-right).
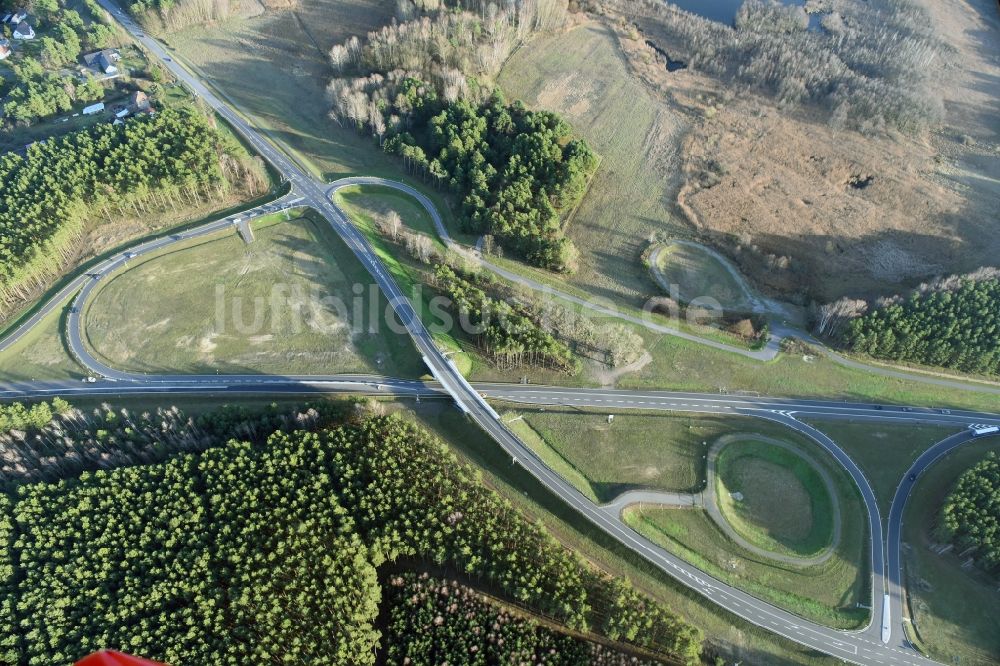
[
  {"x1": 83, "y1": 212, "x2": 424, "y2": 376},
  {"x1": 498, "y1": 22, "x2": 693, "y2": 307},
  {"x1": 165, "y1": 0, "x2": 401, "y2": 179},
  {"x1": 678, "y1": 94, "x2": 1000, "y2": 301},
  {"x1": 500, "y1": 2, "x2": 1000, "y2": 305}
]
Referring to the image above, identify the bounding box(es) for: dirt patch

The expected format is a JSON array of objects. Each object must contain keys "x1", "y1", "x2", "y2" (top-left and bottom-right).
[
  {"x1": 590, "y1": 351, "x2": 653, "y2": 387},
  {"x1": 619, "y1": 0, "x2": 1000, "y2": 303},
  {"x1": 676, "y1": 95, "x2": 992, "y2": 300}
]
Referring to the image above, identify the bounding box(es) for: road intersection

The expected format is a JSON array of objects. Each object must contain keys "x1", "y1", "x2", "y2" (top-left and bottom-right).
[{"x1": 1, "y1": 4, "x2": 998, "y2": 663}]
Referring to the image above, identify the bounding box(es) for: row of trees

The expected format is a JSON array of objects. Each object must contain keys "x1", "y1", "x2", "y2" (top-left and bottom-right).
[
  {"x1": 367, "y1": 205, "x2": 643, "y2": 369},
  {"x1": 0, "y1": 106, "x2": 269, "y2": 317},
  {"x1": 383, "y1": 573, "x2": 673, "y2": 665},
  {"x1": 1, "y1": 413, "x2": 702, "y2": 664},
  {"x1": 941, "y1": 452, "x2": 1000, "y2": 573},
  {"x1": 839, "y1": 272, "x2": 1000, "y2": 376},
  {"x1": 433, "y1": 262, "x2": 578, "y2": 372},
  {"x1": 616, "y1": 0, "x2": 942, "y2": 133}
]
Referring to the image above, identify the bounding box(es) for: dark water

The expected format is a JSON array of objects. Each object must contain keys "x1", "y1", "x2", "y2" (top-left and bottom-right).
[{"x1": 665, "y1": 0, "x2": 822, "y2": 27}]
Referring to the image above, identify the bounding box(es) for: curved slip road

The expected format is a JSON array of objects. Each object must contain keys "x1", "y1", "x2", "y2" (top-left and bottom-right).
[
  {"x1": 601, "y1": 432, "x2": 843, "y2": 567},
  {"x1": 0, "y1": 193, "x2": 303, "y2": 356},
  {"x1": 4, "y1": 2, "x2": 998, "y2": 661},
  {"x1": 885, "y1": 429, "x2": 1000, "y2": 653}
]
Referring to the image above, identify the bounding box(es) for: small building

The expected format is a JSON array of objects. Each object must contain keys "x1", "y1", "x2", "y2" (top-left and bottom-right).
[
  {"x1": 82, "y1": 49, "x2": 121, "y2": 77},
  {"x1": 0, "y1": 39, "x2": 10, "y2": 60},
  {"x1": 129, "y1": 90, "x2": 150, "y2": 112},
  {"x1": 12, "y1": 20, "x2": 34, "y2": 40},
  {"x1": 82, "y1": 102, "x2": 105, "y2": 116},
  {"x1": 115, "y1": 107, "x2": 129, "y2": 118}
]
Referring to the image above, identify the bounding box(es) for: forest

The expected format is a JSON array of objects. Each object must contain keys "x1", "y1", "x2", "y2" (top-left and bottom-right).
[
  {"x1": 383, "y1": 573, "x2": 670, "y2": 665},
  {"x1": 327, "y1": 0, "x2": 597, "y2": 271},
  {"x1": 941, "y1": 452, "x2": 1000, "y2": 573},
  {"x1": 0, "y1": 403, "x2": 702, "y2": 665},
  {"x1": 837, "y1": 272, "x2": 1000, "y2": 376},
  {"x1": 616, "y1": 0, "x2": 942, "y2": 133},
  {"x1": 333, "y1": 80, "x2": 597, "y2": 270},
  {"x1": 0, "y1": 105, "x2": 268, "y2": 318}
]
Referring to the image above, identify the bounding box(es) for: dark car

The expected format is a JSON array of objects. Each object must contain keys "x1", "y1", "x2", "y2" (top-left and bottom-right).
[
  {"x1": 909, "y1": 473, "x2": 917, "y2": 482},
  {"x1": 874, "y1": 405, "x2": 884, "y2": 410}
]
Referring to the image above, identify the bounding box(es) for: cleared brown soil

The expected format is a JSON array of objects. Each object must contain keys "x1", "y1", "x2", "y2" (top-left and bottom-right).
[{"x1": 645, "y1": 0, "x2": 1000, "y2": 302}]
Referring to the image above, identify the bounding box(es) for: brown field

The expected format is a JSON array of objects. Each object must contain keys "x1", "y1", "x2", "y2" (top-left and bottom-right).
[
  {"x1": 502, "y1": 1, "x2": 999, "y2": 306},
  {"x1": 665, "y1": 0, "x2": 1000, "y2": 302}
]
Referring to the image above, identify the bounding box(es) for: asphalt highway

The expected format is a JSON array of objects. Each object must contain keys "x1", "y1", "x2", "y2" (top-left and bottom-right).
[{"x1": 4, "y1": 4, "x2": 997, "y2": 663}]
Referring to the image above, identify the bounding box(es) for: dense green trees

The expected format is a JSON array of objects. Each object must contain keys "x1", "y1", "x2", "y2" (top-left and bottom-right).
[
  {"x1": 380, "y1": 87, "x2": 597, "y2": 270},
  {"x1": 384, "y1": 573, "x2": 669, "y2": 665},
  {"x1": 0, "y1": 106, "x2": 267, "y2": 316},
  {"x1": 941, "y1": 452, "x2": 1000, "y2": 573},
  {"x1": 0, "y1": 494, "x2": 16, "y2": 666},
  {"x1": 330, "y1": 78, "x2": 597, "y2": 270},
  {"x1": 1, "y1": 412, "x2": 701, "y2": 665},
  {"x1": 0, "y1": 399, "x2": 68, "y2": 434},
  {"x1": 842, "y1": 276, "x2": 1000, "y2": 376}
]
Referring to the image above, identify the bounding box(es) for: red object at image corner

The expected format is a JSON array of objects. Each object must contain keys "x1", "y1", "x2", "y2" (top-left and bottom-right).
[{"x1": 74, "y1": 650, "x2": 169, "y2": 666}]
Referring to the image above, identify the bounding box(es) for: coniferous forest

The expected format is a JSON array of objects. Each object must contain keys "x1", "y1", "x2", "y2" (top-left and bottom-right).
[
  {"x1": 941, "y1": 452, "x2": 1000, "y2": 574},
  {"x1": 380, "y1": 84, "x2": 598, "y2": 271},
  {"x1": 842, "y1": 276, "x2": 1000, "y2": 376},
  {"x1": 0, "y1": 404, "x2": 701, "y2": 665},
  {"x1": 0, "y1": 106, "x2": 268, "y2": 316}
]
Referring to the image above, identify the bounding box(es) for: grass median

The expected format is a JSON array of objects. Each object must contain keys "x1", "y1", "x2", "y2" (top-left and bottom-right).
[
  {"x1": 493, "y1": 405, "x2": 868, "y2": 629},
  {"x1": 901, "y1": 435, "x2": 1000, "y2": 666},
  {"x1": 82, "y1": 209, "x2": 424, "y2": 377}
]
